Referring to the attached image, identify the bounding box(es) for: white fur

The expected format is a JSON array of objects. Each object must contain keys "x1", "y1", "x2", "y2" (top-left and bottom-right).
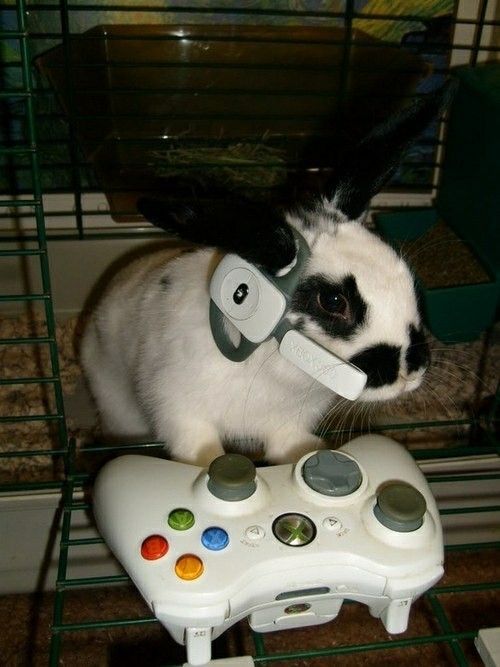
[{"x1": 81, "y1": 213, "x2": 426, "y2": 466}]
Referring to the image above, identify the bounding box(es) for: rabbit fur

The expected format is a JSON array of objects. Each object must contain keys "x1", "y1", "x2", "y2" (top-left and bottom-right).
[{"x1": 81, "y1": 88, "x2": 451, "y2": 465}]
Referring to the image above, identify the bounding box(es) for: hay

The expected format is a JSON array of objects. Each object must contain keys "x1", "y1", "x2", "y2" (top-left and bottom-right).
[
  {"x1": 151, "y1": 141, "x2": 288, "y2": 190},
  {"x1": 399, "y1": 220, "x2": 491, "y2": 288}
]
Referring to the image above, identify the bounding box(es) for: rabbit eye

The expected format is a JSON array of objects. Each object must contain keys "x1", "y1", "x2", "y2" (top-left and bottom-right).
[
  {"x1": 317, "y1": 291, "x2": 349, "y2": 319},
  {"x1": 292, "y1": 274, "x2": 365, "y2": 338}
]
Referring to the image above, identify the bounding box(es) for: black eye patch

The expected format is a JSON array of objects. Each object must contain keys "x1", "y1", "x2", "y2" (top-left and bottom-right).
[{"x1": 290, "y1": 274, "x2": 367, "y2": 340}]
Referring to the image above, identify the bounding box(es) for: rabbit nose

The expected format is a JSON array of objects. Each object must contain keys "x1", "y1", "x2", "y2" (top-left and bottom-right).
[
  {"x1": 349, "y1": 343, "x2": 400, "y2": 389},
  {"x1": 399, "y1": 370, "x2": 426, "y2": 393},
  {"x1": 406, "y1": 326, "x2": 430, "y2": 374}
]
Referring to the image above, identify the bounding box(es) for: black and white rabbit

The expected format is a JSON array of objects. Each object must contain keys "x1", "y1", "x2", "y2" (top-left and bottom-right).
[{"x1": 81, "y1": 87, "x2": 450, "y2": 465}]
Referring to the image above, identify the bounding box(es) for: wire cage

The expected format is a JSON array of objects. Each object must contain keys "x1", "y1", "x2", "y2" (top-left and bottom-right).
[{"x1": 1, "y1": 1, "x2": 500, "y2": 666}]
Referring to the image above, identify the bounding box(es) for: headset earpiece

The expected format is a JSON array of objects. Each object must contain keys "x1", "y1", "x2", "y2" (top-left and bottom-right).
[{"x1": 209, "y1": 229, "x2": 367, "y2": 399}]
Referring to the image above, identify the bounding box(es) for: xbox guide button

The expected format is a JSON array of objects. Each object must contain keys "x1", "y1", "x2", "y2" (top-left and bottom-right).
[{"x1": 273, "y1": 513, "x2": 316, "y2": 547}]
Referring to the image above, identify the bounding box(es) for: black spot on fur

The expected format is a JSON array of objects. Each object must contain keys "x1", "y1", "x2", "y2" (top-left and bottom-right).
[
  {"x1": 350, "y1": 344, "x2": 400, "y2": 388},
  {"x1": 291, "y1": 274, "x2": 367, "y2": 340},
  {"x1": 406, "y1": 325, "x2": 430, "y2": 374},
  {"x1": 294, "y1": 317, "x2": 306, "y2": 333},
  {"x1": 159, "y1": 275, "x2": 170, "y2": 290}
]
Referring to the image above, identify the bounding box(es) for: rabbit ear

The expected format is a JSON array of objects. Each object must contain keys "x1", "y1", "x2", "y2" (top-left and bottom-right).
[
  {"x1": 137, "y1": 196, "x2": 297, "y2": 273},
  {"x1": 327, "y1": 81, "x2": 456, "y2": 221}
]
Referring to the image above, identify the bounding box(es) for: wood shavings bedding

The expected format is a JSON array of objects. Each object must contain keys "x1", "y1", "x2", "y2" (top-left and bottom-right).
[{"x1": 0, "y1": 311, "x2": 85, "y2": 484}]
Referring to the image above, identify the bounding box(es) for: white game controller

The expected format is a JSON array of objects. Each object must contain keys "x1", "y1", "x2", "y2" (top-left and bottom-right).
[{"x1": 93, "y1": 435, "x2": 444, "y2": 666}]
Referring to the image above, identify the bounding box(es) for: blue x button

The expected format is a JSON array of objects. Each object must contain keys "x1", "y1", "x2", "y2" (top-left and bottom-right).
[{"x1": 201, "y1": 527, "x2": 229, "y2": 551}]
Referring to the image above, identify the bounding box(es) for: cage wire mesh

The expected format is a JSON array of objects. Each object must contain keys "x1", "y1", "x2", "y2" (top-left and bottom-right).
[{"x1": 1, "y1": 1, "x2": 500, "y2": 665}]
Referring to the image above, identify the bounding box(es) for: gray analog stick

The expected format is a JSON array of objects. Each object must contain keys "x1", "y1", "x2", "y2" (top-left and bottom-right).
[
  {"x1": 374, "y1": 483, "x2": 427, "y2": 532},
  {"x1": 207, "y1": 454, "x2": 257, "y2": 501}
]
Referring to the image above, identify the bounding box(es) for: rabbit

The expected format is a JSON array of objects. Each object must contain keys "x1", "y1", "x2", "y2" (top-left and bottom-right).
[{"x1": 80, "y1": 86, "x2": 452, "y2": 466}]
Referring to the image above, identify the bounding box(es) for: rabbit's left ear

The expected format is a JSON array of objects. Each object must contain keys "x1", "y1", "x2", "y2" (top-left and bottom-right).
[
  {"x1": 137, "y1": 196, "x2": 297, "y2": 274},
  {"x1": 326, "y1": 81, "x2": 456, "y2": 220}
]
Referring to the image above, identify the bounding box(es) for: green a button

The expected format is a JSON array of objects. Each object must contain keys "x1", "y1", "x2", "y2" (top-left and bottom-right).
[{"x1": 168, "y1": 508, "x2": 195, "y2": 531}]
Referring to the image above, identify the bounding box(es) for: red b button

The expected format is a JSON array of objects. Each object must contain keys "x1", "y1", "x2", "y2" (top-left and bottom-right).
[{"x1": 141, "y1": 535, "x2": 169, "y2": 560}]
